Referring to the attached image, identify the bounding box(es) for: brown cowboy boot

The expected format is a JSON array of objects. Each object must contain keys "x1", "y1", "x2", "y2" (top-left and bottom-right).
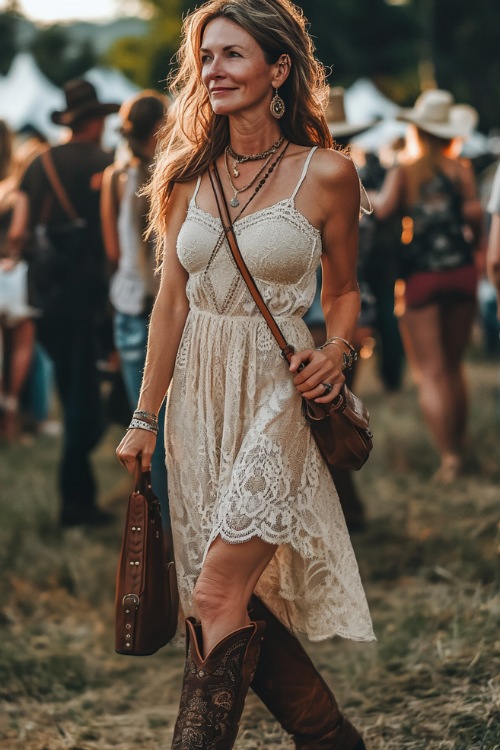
[
  {"x1": 249, "y1": 596, "x2": 366, "y2": 750},
  {"x1": 171, "y1": 617, "x2": 265, "y2": 749}
]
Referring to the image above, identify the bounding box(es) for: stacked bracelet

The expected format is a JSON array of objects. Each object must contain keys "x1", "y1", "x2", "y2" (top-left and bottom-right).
[
  {"x1": 127, "y1": 417, "x2": 158, "y2": 435},
  {"x1": 133, "y1": 409, "x2": 158, "y2": 424},
  {"x1": 318, "y1": 336, "x2": 358, "y2": 372}
]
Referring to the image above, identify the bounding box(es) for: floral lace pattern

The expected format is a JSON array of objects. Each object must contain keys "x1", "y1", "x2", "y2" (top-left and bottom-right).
[{"x1": 166, "y1": 159, "x2": 375, "y2": 643}]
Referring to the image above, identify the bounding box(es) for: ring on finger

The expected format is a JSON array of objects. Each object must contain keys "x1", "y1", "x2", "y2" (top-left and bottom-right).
[{"x1": 322, "y1": 382, "x2": 333, "y2": 395}]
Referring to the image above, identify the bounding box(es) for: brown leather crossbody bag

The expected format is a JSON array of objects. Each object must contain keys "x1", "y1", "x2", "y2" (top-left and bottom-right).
[{"x1": 208, "y1": 161, "x2": 373, "y2": 471}]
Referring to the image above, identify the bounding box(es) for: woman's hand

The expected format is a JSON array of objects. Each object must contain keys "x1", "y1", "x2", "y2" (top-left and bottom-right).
[
  {"x1": 289, "y1": 346, "x2": 345, "y2": 404},
  {"x1": 116, "y1": 428, "x2": 157, "y2": 473}
]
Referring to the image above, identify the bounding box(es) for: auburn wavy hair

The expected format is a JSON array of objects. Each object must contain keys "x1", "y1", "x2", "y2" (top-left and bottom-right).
[{"x1": 146, "y1": 0, "x2": 333, "y2": 260}]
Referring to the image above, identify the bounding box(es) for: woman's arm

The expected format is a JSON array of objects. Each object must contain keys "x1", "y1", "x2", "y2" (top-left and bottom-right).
[
  {"x1": 369, "y1": 165, "x2": 404, "y2": 221},
  {"x1": 6, "y1": 190, "x2": 29, "y2": 260},
  {"x1": 290, "y1": 150, "x2": 361, "y2": 404},
  {"x1": 487, "y1": 214, "x2": 500, "y2": 316},
  {"x1": 116, "y1": 181, "x2": 191, "y2": 471},
  {"x1": 457, "y1": 159, "x2": 484, "y2": 249},
  {"x1": 100, "y1": 165, "x2": 123, "y2": 265}
]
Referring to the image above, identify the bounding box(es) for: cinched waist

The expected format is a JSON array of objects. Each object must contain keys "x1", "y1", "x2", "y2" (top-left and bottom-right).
[{"x1": 189, "y1": 307, "x2": 304, "y2": 322}]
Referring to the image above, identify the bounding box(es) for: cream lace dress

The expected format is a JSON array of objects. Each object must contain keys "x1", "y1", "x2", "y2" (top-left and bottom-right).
[{"x1": 166, "y1": 148, "x2": 375, "y2": 643}]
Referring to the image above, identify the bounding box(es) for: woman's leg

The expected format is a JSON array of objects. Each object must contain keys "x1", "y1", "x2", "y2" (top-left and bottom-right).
[
  {"x1": 3, "y1": 319, "x2": 35, "y2": 440},
  {"x1": 7, "y1": 319, "x2": 35, "y2": 399},
  {"x1": 194, "y1": 535, "x2": 277, "y2": 655},
  {"x1": 439, "y1": 298, "x2": 476, "y2": 456},
  {"x1": 399, "y1": 303, "x2": 463, "y2": 469},
  {"x1": 250, "y1": 596, "x2": 365, "y2": 750},
  {"x1": 171, "y1": 537, "x2": 275, "y2": 749}
]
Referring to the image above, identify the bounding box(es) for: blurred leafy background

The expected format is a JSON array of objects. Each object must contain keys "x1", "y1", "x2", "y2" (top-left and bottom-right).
[{"x1": 0, "y1": 0, "x2": 499, "y2": 132}]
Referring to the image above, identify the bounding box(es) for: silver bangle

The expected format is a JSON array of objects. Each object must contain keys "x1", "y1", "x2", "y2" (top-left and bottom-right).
[
  {"x1": 318, "y1": 337, "x2": 358, "y2": 371},
  {"x1": 133, "y1": 409, "x2": 158, "y2": 423},
  {"x1": 127, "y1": 418, "x2": 158, "y2": 435},
  {"x1": 319, "y1": 336, "x2": 356, "y2": 354}
]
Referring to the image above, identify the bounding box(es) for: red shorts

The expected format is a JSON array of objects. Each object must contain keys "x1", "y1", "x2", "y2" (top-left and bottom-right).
[{"x1": 405, "y1": 265, "x2": 477, "y2": 309}]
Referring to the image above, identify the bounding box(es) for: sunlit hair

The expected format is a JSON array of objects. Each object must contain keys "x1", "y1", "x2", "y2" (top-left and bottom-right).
[
  {"x1": 0, "y1": 120, "x2": 13, "y2": 181},
  {"x1": 146, "y1": 0, "x2": 333, "y2": 261}
]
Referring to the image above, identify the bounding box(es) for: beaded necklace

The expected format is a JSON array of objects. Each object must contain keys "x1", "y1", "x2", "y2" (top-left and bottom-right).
[
  {"x1": 224, "y1": 148, "x2": 275, "y2": 208},
  {"x1": 226, "y1": 135, "x2": 284, "y2": 176},
  {"x1": 203, "y1": 141, "x2": 290, "y2": 275}
]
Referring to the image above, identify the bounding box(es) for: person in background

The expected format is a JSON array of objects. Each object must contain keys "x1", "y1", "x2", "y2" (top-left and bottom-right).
[
  {"x1": 117, "y1": 0, "x2": 374, "y2": 746},
  {"x1": 101, "y1": 90, "x2": 170, "y2": 524},
  {"x1": 0, "y1": 120, "x2": 34, "y2": 442},
  {"x1": 358, "y1": 142, "x2": 406, "y2": 392},
  {"x1": 370, "y1": 90, "x2": 483, "y2": 483},
  {"x1": 487, "y1": 162, "x2": 500, "y2": 314},
  {"x1": 20, "y1": 80, "x2": 119, "y2": 526}
]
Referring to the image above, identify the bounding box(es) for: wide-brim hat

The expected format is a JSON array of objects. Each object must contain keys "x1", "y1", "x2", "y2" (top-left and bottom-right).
[
  {"x1": 51, "y1": 79, "x2": 120, "y2": 127},
  {"x1": 326, "y1": 87, "x2": 377, "y2": 139},
  {"x1": 397, "y1": 89, "x2": 478, "y2": 140}
]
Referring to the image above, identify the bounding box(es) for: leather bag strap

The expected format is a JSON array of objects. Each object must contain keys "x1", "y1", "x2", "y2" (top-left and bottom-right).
[
  {"x1": 208, "y1": 161, "x2": 295, "y2": 363},
  {"x1": 40, "y1": 149, "x2": 82, "y2": 223}
]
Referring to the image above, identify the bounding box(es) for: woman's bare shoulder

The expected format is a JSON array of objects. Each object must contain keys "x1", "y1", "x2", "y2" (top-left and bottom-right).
[
  {"x1": 310, "y1": 147, "x2": 359, "y2": 193},
  {"x1": 167, "y1": 178, "x2": 200, "y2": 217}
]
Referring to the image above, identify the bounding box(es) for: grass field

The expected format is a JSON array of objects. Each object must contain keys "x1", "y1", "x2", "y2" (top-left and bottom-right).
[{"x1": 0, "y1": 351, "x2": 499, "y2": 750}]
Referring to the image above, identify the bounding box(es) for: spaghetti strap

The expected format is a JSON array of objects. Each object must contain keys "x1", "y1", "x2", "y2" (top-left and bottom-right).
[
  {"x1": 190, "y1": 175, "x2": 202, "y2": 207},
  {"x1": 291, "y1": 146, "x2": 318, "y2": 201}
]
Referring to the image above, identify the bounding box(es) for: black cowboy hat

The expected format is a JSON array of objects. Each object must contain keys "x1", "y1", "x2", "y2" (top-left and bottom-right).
[{"x1": 51, "y1": 79, "x2": 120, "y2": 127}]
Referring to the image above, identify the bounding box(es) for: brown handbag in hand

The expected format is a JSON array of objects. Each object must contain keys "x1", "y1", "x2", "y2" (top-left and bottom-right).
[
  {"x1": 208, "y1": 161, "x2": 373, "y2": 472},
  {"x1": 115, "y1": 459, "x2": 179, "y2": 655}
]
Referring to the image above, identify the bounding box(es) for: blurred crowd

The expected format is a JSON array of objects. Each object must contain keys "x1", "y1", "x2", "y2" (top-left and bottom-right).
[{"x1": 1, "y1": 78, "x2": 499, "y2": 529}]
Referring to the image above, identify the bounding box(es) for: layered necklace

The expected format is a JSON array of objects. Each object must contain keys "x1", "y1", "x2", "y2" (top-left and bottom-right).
[
  {"x1": 204, "y1": 140, "x2": 290, "y2": 278},
  {"x1": 226, "y1": 135, "x2": 284, "y2": 177},
  {"x1": 224, "y1": 135, "x2": 285, "y2": 208}
]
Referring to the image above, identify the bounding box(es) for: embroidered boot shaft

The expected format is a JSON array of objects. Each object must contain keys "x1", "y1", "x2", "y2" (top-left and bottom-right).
[
  {"x1": 171, "y1": 617, "x2": 265, "y2": 749},
  {"x1": 249, "y1": 597, "x2": 365, "y2": 750}
]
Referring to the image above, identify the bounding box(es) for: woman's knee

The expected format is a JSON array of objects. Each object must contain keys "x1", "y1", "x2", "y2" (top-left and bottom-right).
[{"x1": 193, "y1": 570, "x2": 236, "y2": 622}]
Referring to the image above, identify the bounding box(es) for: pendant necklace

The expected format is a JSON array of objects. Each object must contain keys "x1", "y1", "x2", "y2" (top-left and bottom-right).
[
  {"x1": 224, "y1": 148, "x2": 275, "y2": 208},
  {"x1": 226, "y1": 135, "x2": 284, "y2": 178},
  {"x1": 205, "y1": 141, "x2": 290, "y2": 276}
]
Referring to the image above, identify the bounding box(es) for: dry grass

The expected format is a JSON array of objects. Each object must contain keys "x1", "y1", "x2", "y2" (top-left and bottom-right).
[{"x1": 0, "y1": 351, "x2": 499, "y2": 750}]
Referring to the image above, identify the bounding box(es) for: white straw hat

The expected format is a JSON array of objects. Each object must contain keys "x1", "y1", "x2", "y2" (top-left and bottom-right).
[
  {"x1": 397, "y1": 89, "x2": 478, "y2": 140},
  {"x1": 326, "y1": 87, "x2": 376, "y2": 139}
]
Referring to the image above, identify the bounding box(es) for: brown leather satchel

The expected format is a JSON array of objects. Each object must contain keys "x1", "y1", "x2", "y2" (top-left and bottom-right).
[
  {"x1": 208, "y1": 161, "x2": 373, "y2": 472},
  {"x1": 115, "y1": 459, "x2": 179, "y2": 655}
]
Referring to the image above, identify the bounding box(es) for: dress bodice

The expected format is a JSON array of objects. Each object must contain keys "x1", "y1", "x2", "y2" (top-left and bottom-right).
[{"x1": 176, "y1": 148, "x2": 322, "y2": 319}]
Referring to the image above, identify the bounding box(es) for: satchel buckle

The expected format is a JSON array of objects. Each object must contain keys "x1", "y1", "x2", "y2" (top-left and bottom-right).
[{"x1": 122, "y1": 593, "x2": 140, "y2": 608}]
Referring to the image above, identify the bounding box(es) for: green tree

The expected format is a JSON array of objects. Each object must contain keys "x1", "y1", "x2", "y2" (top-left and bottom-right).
[
  {"x1": 30, "y1": 25, "x2": 97, "y2": 87},
  {"x1": 433, "y1": 0, "x2": 500, "y2": 132},
  {"x1": 0, "y1": 10, "x2": 19, "y2": 76},
  {"x1": 106, "y1": 0, "x2": 185, "y2": 90}
]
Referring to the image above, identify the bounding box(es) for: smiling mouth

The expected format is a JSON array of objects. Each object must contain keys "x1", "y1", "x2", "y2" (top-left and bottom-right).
[{"x1": 211, "y1": 88, "x2": 235, "y2": 94}]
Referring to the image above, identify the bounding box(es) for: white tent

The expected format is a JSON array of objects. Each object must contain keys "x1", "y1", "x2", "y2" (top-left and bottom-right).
[
  {"x1": 346, "y1": 79, "x2": 488, "y2": 156},
  {"x1": 0, "y1": 53, "x2": 65, "y2": 141},
  {"x1": 84, "y1": 66, "x2": 140, "y2": 104},
  {"x1": 345, "y1": 78, "x2": 399, "y2": 122},
  {"x1": 0, "y1": 55, "x2": 140, "y2": 145},
  {"x1": 342, "y1": 78, "x2": 405, "y2": 154}
]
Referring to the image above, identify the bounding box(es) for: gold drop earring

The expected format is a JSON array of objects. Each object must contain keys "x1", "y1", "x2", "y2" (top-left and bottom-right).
[{"x1": 270, "y1": 88, "x2": 285, "y2": 119}]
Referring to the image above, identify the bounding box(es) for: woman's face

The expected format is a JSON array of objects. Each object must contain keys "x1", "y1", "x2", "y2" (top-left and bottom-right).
[{"x1": 200, "y1": 17, "x2": 278, "y2": 118}]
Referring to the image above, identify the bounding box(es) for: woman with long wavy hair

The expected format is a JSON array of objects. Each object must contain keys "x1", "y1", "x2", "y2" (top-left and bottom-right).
[{"x1": 116, "y1": 1, "x2": 373, "y2": 747}]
